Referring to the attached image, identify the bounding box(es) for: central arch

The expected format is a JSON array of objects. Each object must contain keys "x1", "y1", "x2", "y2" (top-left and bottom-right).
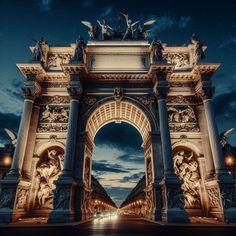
[{"x1": 77, "y1": 99, "x2": 162, "y2": 221}]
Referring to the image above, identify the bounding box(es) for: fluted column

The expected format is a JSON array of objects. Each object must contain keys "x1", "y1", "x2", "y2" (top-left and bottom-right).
[
  {"x1": 60, "y1": 95, "x2": 80, "y2": 179},
  {"x1": 153, "y1": 64, "x2": 189, "y2": 223},
  {"x1": 7, "y1": 97, "x2": 35, "y2": 179}
]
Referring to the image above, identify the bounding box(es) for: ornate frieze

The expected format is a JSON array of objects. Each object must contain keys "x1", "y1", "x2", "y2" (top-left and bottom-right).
[
  {"x1": 167, "y1": 95, "x2": 197, "y2": 105},
  {"x1": 39, "y1": 96, "x2": 70, "y2": 105},
  {"x1": 47, "y1": 53, "x2": 72, "y2": 70},
  {"x1": 41, "y1": 82, "x2": 69, "y2": 88},
  {"x1": 173, "y1": 149, "x2": 201, "y2": 209},
  {"x1": 37, "y1": 123, "x2": 68, "y2": 133},
  {"x1": 136, "y1": 96, "x2": 156, "y2": 105},
  {"x1": 15, "y1": 187, "x2": 29, "y2": 209},
  {"x1": 207, "y1": 187, "x2": 221, "y2": 208},
  {"x1": 168, "y1": 105, "x2": 199, "y2": 132},
  {"x1": 40, "y1": 105, "x2": 69, "y2": 123},
  {"x1": 164, "y1": 52, "x2": 190, "y2": 69}
]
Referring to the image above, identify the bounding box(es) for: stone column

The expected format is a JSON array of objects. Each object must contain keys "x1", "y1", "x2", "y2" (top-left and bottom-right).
[
  {"x1": 153, "y1": 65, "x2": 189, "y2": 223},
  {"x1": 197, "y1": 105, "x2": 215, "y2": 179},
  {"x1": 21, "y1": 104, "x2": 40, "y2": 179},
  {"x1": 7, "y1": 97, "x2": 34, "y2": 179},
  {"x1": 48, "y1": 76, "x2": 83, "y2": 224},
  {"x1": 60, "y1": 97, "x2": 79, "y2": 179}
]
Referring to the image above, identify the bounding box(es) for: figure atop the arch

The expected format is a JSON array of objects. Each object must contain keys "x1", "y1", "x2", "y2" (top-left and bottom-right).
[
  {"x1": 81, "y1": 20, "x2": 100, "y2": 40},
  {"x1": 32, "y1": 36, "x2": 49, "y2": 64},
  {"x1": 118, "y1": 12, "x2": 139, "y2": 40},
  {"x1": 97, "y1": 19, "x2": 113, "y2": 40},
  {"x1": 137, "y1": 20, "x2": 156, "y2": 40},
  {"x1": 189, "y1": 33, "x2": 206, "y2": 62}
]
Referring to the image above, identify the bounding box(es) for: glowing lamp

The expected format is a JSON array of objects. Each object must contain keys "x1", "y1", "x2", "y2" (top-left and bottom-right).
[
  {"x1": 3, "y1": 155, "x2": 12, "y2": 166},
  {"x1": 225, "y1": 155, "x2": 234, "y2": 166}
]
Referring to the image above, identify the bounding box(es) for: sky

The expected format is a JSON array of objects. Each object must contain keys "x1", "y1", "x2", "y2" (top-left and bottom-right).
[{"x1": 0, "y1": 0, "x2": 236, "y2": 206}]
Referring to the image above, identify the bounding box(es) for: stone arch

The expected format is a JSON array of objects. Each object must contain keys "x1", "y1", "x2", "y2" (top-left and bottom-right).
[
  {"x1": 85, "y1": 100, "x2": 152, "y2": 143},
  {"x1": 76, "y1": 99, "x2": 160, "y2": 220}
]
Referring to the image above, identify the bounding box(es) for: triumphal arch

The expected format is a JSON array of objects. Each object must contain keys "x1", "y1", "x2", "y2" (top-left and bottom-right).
[{"x1": 0, "y1": 14, "x2": 236, "y2": 224}]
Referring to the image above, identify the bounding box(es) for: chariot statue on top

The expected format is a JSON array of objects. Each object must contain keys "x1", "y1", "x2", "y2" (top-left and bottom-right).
[
  {"x1": 137, "y1": 20, "x2": 156, "y2": 40},
  {"x1": 97, "y1": 19, "x2": 113, "y2": 40},
  {"x1": 81, "y1": 20, "x2": 100, "y2": 40}
]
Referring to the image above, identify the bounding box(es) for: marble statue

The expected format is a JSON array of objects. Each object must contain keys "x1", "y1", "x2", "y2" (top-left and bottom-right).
[
  {"x1": 137, "y1": 20, "x2": 155, "y2": 40},
  {"x1": 112, "y1": 25, "x2": 123, "y2": 39},
  {"x1": 118, "y1": 12, "x2": 139, "y2": 40},
  {"x1": 73, "y1": 35, "x2": 86, "y2": 62},
  {"x1": 173, "y1": 150, "x2": 201, "y2": 208},
  {"x1": 32, "y1": 36, "x2": 49, "y2": 64},
  {"x1": 97, "y1": 19, "x2": 113, "y2": 40},
  {"x1": 36, "y1": 149, "x2": 64, "y2": 208},
  {"x1": 220, "y1": 128, "x2": 234, "y2": 147},
  {"x1": 4, "y1": 128, "x2": 17, "y2": 147},
  {"x1": 189, "y1": 33, "x2": 205, "y2": 62},
  {"x1": 81, "y1": 21, "x2": 100, "y2": 40},
  {"x1": 151, "y1": 38, "x2": 164, "y2": 62}
]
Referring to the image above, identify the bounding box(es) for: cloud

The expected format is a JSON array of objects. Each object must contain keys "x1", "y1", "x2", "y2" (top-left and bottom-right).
[
  {"x1": 147, "y1": 15, "x2": 175, "y2": 33},
  {"x1": 38, "y1": 0, "x2": 52, "y2": 12},
  {"x1": 82, "y1": 0, "x2": 94, "y2": 7},
  {"x1": 120, "y1": 172, "x2": 145, "y2": 183},
  {"x1": 117, "y1": 152, "x2": 144, "y2": 164},
  {"x1": 219, "y1": 36, "x2": 236, "y2": 48},
  {"x1": 92, "y1": 160, "x2": 129, "y2": 173},
  {"x1": 100, "y1": 6, "x2": 113, "y2": 18},
  {"x1": 178, "y1": 16, "x2": 191, "y2": 29}
]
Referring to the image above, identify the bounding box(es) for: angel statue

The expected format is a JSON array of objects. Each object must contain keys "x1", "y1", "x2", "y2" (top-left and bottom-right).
[
  {"x1": 81, "y1": 21, "x2": 100, "y2": 40},
  {"x1": 220, "y1": 128, "x2": 234, "y2": 148},
  {"x1": 4, "y1": 128, "x2": 17, "y2": 147},
  {"x1": 118, "y1": 12, "x2": 139, "y2": 40},
  {"x1": 189, "y1": 33, "x2": 206, "y2": 62},
  {"x1": 32, "y1": 36, "x2": 49, "y2": 64},
  {"x1": 137, "y1": 20, "x2": 156, "y2": 40},
  {"x1": 73, "y1": 35, "x2": 86, "y2": 62},
  {"x1": 150, "y1": 37, "x2": 164, "y2": 63},
  {"x1": 97, "y1": 19, "x2": 113, "y2": 40}
]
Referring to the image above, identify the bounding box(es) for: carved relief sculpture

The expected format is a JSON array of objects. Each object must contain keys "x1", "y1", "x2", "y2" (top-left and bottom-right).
[
  {"x1": 173, "y1": 149, "x2": 201, "y2": 209},
  {"x1": 36, "y1": 148, "x2": 64, "y2": 209}
]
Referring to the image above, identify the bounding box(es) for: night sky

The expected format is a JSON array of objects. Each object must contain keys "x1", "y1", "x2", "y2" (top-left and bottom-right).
[{"x1": 0, "y1": 0, "x2": 236, "y2": 206}]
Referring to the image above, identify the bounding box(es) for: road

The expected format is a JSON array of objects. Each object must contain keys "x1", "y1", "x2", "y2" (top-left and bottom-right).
[{"x1": 1, "y1": 216, "x2": 236, "y2": 236}]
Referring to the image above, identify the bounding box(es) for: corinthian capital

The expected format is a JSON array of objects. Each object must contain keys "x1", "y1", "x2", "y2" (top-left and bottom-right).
[
  {"x1": 21, "y1": 81, "x2": 42, "y2": 100},
  {"x1": 153, "y1": 80, "x2": 169, "y2": 100},
  {"x1": 195, "y1": 80, "x2": 214, "y2": 101}
]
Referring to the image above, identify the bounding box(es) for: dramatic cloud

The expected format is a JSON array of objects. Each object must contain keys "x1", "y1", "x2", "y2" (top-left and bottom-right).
[
  {"x1": 117, "y1": 152, "x2": 144, "y2": 164},
  {"x1": 82, "y1": 0, "x2": 94, "y2": 7},
  {"x1": 120, "y1": 172, "x2": 145, "y2": 183},
  {"x1": 219, "y1": 36, "x2": 236, "y2": 48},
  {"x1": 92, "y1": 160, "x2": 129, "y2": 173},
  {"x1": 178, "y1": 16, "x2": 191, "y2": 29}
]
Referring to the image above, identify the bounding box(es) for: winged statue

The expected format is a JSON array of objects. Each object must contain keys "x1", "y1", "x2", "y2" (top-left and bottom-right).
[
  {"x1": 118, "y1": 12, "x2": 139, "y2": 40},
  {"x1": 137, "y1": 20, "x2": 156, "y2": 39},
  {"x1": 220, "y1": 128, "x2": 234, "y2": 147},
  {"x1": 81, "y1": 20, "x2": 100, "y2": 40},
  {"x1": 4, "y1": 128, "x2": 17, "y2": 147},
  {"x1": 97, "y1": 19, "x2": 113, "y2": 40}
]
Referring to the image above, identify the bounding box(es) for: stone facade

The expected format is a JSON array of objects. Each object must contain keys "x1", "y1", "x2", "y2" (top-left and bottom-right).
[{"x1": 0, "y1": 40, "x2": 236, "y2": 224}]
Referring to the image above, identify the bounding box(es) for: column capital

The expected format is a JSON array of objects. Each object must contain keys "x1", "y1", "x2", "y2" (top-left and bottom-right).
[
  {"x1": 21, "y1": 81, "x2": 42, "y2": 101},
  {"x1": 195, "y1": 80, "x2": 215, "y2": 101}
]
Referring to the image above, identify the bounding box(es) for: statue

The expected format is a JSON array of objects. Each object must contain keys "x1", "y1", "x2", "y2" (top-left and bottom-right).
[
  {"x1": 36, "y1": 148, "x2": 64, "y2": 208},
  {"x1": 137, "y1": 20, "x2": 155, "y2": 40},
  {"x1": 112, "y1": 25, "x2": 123, "y2": 39},
  {"x1": 4, "y1": 128, "x2": 17, "y2": 147},
  {"x1": 118, "y1": 12, "x2": 139, "y2": 40},
  {"x1": 81, "y1": 21, "x2": 100, "y2": 40},
  {"x1": 220, "y1": 128, "x2": 234, "y2": 147},
  {"x1": 173, "y1": 149, "x2": 201, "y2": 209},
  {"x1": 97, "y1": 19, "x2": 113, "y2": 40},
  {"x1": 32, "y1": 36, "x2": 49, "y2": 64},
  {"x1": 150, "y1": 38, "x2": 164, "y2": 62},
  {"x1": 189, "y1": 33, "x2": 206, "y2": 62},
  {"x1": 73, "y1": 35, "x2": 86, "y2": 62},
  {"x1": 113, "y1": 87, "x2": 123, "y2": 102}
]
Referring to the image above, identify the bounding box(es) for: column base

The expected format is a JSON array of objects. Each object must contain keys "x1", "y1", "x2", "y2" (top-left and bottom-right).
[{"x1": 160, "y1": 175, "x2": 189, "y2": 223}]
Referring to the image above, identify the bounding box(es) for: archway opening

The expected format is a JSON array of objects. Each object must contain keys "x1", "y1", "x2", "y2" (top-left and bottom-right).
[{"x1": 92, "y1": 121, "x2": 145, "y2": 207}]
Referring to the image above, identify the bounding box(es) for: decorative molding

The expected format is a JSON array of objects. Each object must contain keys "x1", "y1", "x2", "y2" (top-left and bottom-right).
[
  {"x1": 37, "y1": 123, "x2": 68, "y2": 133},
  {"x1": 39, "y1": 96, "x2": 70, "y2": 105},
  {"x1": 167, "y1": 95, "x2": 197, "y2": 105}
]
